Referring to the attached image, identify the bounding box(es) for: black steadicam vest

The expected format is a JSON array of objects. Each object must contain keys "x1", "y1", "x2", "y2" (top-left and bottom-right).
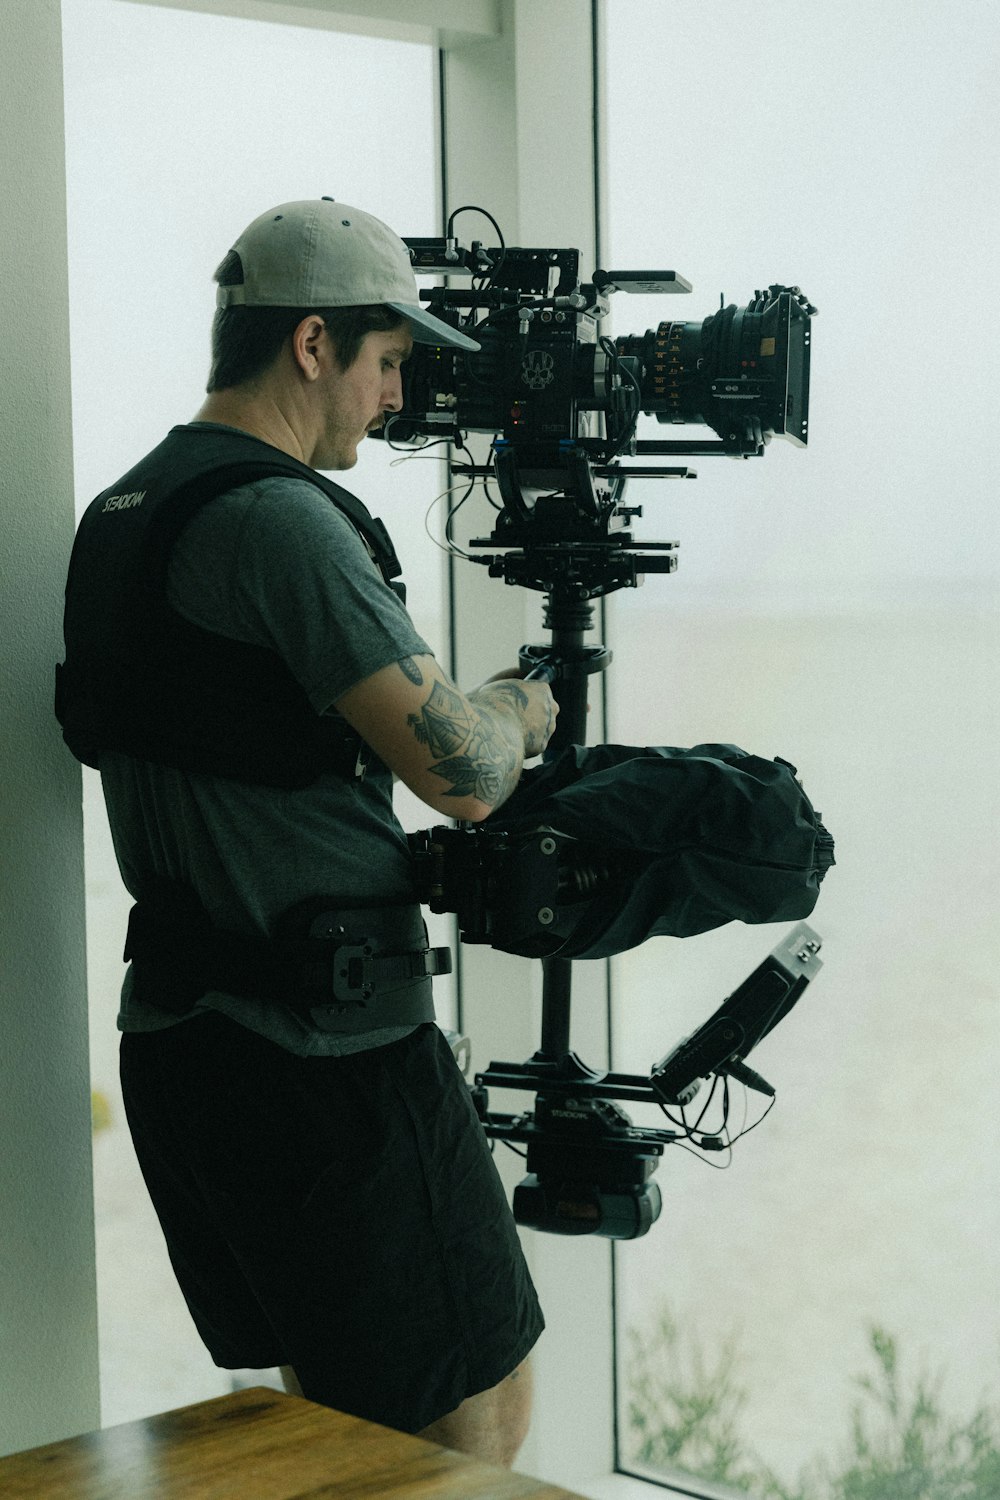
[
  {"x1": 56, "y1": 425, "x2": 450, "y2": 1025},
  {"x1": 56, "y1": 424, "x2": 405, "y2": 788}
]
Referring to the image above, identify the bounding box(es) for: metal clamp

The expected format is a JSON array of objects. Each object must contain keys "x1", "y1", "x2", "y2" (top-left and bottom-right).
[{"x1": 332, "y1": 943, "x2": 377, "y2": 1006}]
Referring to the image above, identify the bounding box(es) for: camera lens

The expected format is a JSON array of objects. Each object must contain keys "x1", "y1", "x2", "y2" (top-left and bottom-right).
[{"x1": 617, "y1": 286, "x2": 811, "y2": 450}]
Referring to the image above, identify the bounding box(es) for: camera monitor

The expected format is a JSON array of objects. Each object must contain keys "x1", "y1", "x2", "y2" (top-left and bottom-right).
[{"x1": 651, "y1": 923, "x2": 823, "y2": 1107}]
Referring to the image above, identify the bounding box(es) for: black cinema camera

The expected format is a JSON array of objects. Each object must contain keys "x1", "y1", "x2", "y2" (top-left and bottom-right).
[
  {"x1": 382, "y1": 211, "x2": 815, "y2": 563},
  {"x1": 381, "y1": 209, "x2": 826, "y2": 1240}
]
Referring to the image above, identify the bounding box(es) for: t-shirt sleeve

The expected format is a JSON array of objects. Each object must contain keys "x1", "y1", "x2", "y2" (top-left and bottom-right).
[{"x1": 166, "y1": 477, "x2": 433, "y2": 712}]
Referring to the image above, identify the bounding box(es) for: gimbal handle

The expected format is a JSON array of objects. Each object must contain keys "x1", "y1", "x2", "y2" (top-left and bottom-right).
[
  {"x1": 520, "y1": 643, "x2": 611, "y2": 685},
  {"x1": 517, "y1": 603, "x2": 614, "y2": 1064}
]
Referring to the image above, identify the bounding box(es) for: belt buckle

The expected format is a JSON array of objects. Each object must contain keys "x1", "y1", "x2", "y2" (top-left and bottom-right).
[{"x1": 332, "y1": 941, "x2": 375, "y2": 1007}]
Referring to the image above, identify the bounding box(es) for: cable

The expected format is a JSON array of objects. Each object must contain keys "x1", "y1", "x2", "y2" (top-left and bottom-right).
[
  {"x1": 417, "y1": 426, "x2": 513, "y2": 560},
  {"x1": 726, "y1": 1090, "x2": 777, "y2": 1144},
  {"x1": 481, "y1": 474, "x2": 503, "y2": 512},
  {"x1": 386, "y1": 434, "x2": 453, "y2": 458},
  {"x1": 690, "y1": 1075, "x2": 723, "y2": 1134},
  {"x1": 446, "y1": 204, "x2": 507, "y2": 329},
  {"x1": 653, "y1": 1067, "x2": 775, "y2": 1169},
  {"x1": 444, "y1": 478, "x2": 479, "y2": 549},
  {"x1": 671, "y1": 1139, "x2": 734, "y2": 1170},
  {"x1": 479, "y1": 439, "x2": 505, "y2": 511},
  {"x1": 447, "y1": 203, "x2": 504, "y2": 244},
  {"x1": 659, "y1": 1077, "x2": 735, "y2": 1170},
  {"x1": 599, "y1": 334, "x2": 642, "y2": 458},
  {"x1": 677, "y1": 1075, "x2": 776, "y2": 1157},
  {"x1": 447, "y1": 204, "x2": 506, "y2": 286},
  {"x1": 657, "y1": 1074, "x2": 722, "y2": 1141},
  {"x1": 423, "y1": 477, "x2": 477, "y2": 561}
]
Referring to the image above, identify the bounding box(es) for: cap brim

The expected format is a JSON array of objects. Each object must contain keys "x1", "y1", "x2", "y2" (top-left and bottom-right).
[{"x1": 388, "y1": 302, "x2": 480, "y2": 352}]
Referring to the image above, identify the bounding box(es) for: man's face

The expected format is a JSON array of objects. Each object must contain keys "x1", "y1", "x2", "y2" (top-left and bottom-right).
[{"x1": 315, "y1": 326, "x2": 412, "y2": 470}]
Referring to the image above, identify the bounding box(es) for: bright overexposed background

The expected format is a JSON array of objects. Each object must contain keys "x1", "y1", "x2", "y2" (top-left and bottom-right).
[{"x1": 600, "y1": 2, "x2": 999, "y2": 1492}]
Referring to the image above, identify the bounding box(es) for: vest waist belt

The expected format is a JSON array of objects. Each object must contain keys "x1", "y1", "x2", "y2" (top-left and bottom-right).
[{"x1": 123, "y1": 881, "x2": 450, "y2": 1031}]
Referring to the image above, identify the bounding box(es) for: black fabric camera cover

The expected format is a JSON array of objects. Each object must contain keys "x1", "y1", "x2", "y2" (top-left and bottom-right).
[{"x1": 488, "y1": 742, "x2": 835, "y2": 960}]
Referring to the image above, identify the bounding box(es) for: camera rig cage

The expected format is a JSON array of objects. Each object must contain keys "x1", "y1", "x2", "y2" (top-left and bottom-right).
[{"x1": 377, "y1": 207, "x2": 823, "y2": 1239}]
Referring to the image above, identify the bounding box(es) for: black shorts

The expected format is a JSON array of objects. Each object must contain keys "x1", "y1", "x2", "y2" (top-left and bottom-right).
[{"x1": 120, "y1": 1015, "x2": 544, "y2": 1434}]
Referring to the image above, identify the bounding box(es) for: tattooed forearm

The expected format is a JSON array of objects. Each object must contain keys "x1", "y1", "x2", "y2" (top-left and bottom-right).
[
  {"x1": 407, "y1": 679, "x2": 522, "y2": 809},
  {"x1": 407, "y1": 680, "x2": 475, "y2": 758},
  {"x1": 398, "y1": 656, "x2": 424, "y2": 686},
  {"x1": 470, "y1": 680, "x2": 530, "y2": 715},
  {"x1": 472, "y1": 679, "x2": 554, "y2": 759}
]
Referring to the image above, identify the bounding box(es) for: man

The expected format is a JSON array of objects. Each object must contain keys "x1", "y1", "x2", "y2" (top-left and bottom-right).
[{"x1": 57, "y1": 199, "x2": 557, "y2": 1466}]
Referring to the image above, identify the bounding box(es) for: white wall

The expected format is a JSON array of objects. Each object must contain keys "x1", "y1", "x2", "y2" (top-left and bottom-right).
[{"x1": 0, "y1": 0, "x2": 100, "y2": 1457}]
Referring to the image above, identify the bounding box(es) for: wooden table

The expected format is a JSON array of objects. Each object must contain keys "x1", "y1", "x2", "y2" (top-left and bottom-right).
[{"x1": 0, "y1": 1387, "x2": 589, "y2": 1499}]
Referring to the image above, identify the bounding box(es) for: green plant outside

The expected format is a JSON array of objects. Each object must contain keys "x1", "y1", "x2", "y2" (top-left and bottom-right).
[{"x1": 625, "y1": 1310, "x2": 1000, "y2": 1500}]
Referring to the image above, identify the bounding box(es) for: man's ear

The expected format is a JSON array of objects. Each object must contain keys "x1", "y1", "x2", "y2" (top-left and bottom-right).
[{"x1": 290, "y1": 315, "x2": 328, "y2": 381}]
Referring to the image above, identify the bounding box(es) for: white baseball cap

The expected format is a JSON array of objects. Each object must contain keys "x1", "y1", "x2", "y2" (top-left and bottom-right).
[{"x1": 216, "y1": 198, "x2": 480, "y2": 352}]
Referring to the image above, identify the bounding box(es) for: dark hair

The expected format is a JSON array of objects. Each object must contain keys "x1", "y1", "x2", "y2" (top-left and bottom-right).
[{"x1": 206, "y1": 249, "x2": 407, "y2": 392}]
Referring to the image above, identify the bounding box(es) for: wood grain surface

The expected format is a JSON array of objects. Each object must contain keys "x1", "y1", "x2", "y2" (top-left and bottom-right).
[{"x1": 0, "y1": 1387, "x2": 589, "y2": 1499}]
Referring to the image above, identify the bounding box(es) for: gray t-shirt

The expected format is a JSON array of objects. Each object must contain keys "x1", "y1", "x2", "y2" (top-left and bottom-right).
[{"x1": 101, "y1": 437, "x2": 433, "y2": 1056}]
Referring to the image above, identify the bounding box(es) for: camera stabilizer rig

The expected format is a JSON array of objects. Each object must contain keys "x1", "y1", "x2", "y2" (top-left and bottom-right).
[
  {"x1": 410, "y1": 811, "x2": 825, "y2": 1239},
  {"x1": 470, "y1": 924, "x2": 822, "y2": 1240},
  {"x1": 384, "y1": 209, "x2": 822, "y2": 1238}
]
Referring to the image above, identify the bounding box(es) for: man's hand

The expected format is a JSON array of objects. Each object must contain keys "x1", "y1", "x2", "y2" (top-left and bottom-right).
[
  {"x1": 334, "y1": 655, "x2": 557, "y2": 821},
  {"x1": 468, "y1": 677, "x2": 558, "y2": 761}
]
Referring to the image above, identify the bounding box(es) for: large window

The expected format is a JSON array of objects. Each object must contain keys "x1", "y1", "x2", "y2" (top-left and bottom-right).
[
  {"x1": 600, "y1": 3, "x2": 999, "y2": 1496},
  {"x1": 62, "y1": 0, "x2": 445, "y2": 1424}
]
